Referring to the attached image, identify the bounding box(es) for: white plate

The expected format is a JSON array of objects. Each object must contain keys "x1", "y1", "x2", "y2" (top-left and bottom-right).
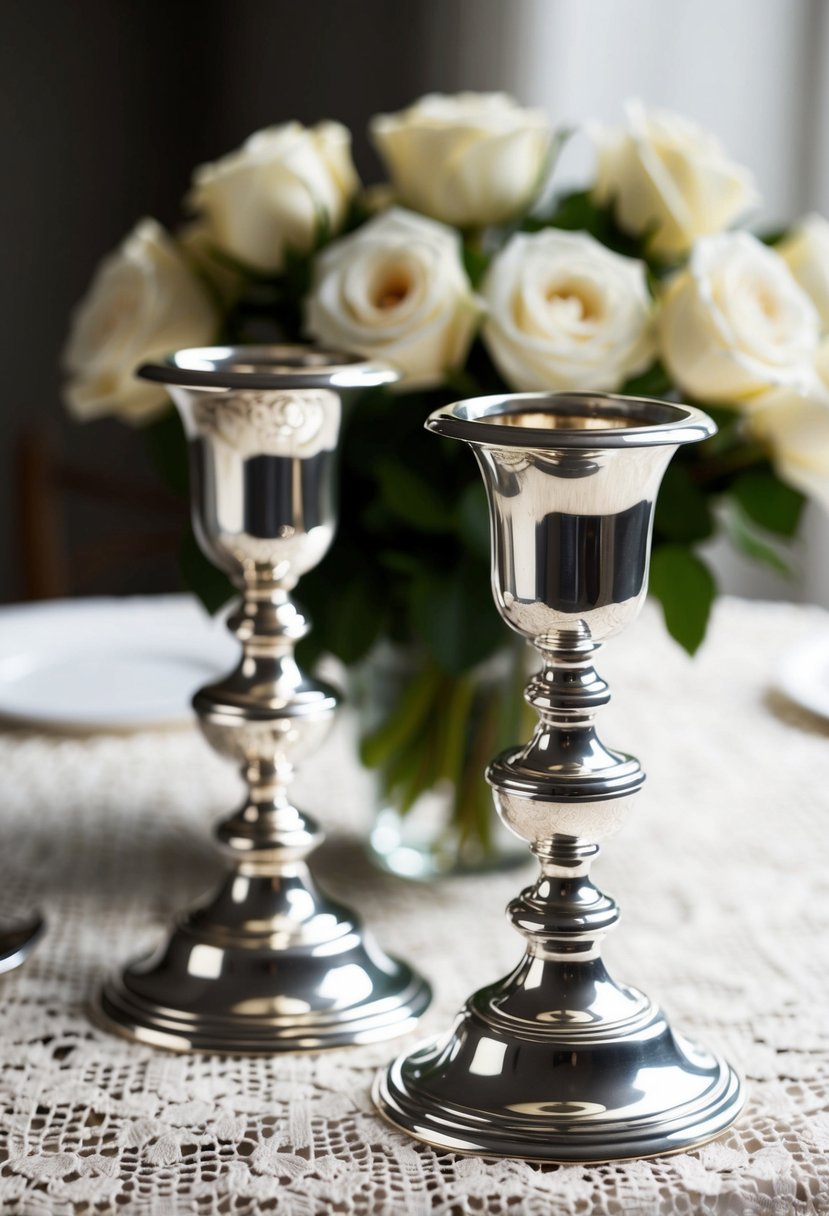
[
  {"x1": 0, "y1": 595, "x2": 238, "y2": 732},
  {"x1": 777, "y1": 633, "x2": 829, "y2": 721}
]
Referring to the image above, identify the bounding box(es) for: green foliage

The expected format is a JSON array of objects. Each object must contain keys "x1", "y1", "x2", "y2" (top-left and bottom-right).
[
  {"x1": 461, "y1": 243, "x2": 491, "y2": 289},
  {"x1": 756, "y1": 226, "x2": 790, "y2": 247},
  {"x1": 143, "y1": 408, "x2": 189, "y2": 497},
  {"x1": 297, "y1": 545, "x2": 387, "y2": 669},
  {"x1": 411, "y1": 555, "x2": 503, "y2": 675},
  {"x1": 526, "y1": 189, "x2": 646, "y2": 262},
  {"x1": 721, "y1": 501, "x2": 792, "y2": 577},
  {"x1": 457, "y1": 481, "x2": 490, "y2": 560},
  {"x1": 620, "y1": 360, "x2": 673, "y2": 399},
  {"x1": 179, "y1": 530, "x2": 234, "y2": 614},
  {"x1": 654, "y1": 465, "x2": 714, "y2": 544},
  {"x1": 375, "y1": 461, "x2": 455, "y2": 533},
  {"x1": 649, "y1": 544, "x2": 717, "y2": 655},
  {"x1": 731, "y1": 466, "x2": 805, "y2": 537},
  {"x1": 359, "y1": 641, "x2": 530, "y2": 859}
]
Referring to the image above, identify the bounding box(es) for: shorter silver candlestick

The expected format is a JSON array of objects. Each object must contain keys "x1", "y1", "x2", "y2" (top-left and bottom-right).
[
  {"x1": 94, "y1": 345, "x2": 430, "y2": 1053},
  {"x1": 374, "y1": 391, "x2": 743, "y2": 1160}
]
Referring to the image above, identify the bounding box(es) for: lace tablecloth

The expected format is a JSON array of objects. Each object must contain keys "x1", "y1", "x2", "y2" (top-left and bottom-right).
[{"x1": 0, "y1": 597, "x2": 828, "y2": 1215}]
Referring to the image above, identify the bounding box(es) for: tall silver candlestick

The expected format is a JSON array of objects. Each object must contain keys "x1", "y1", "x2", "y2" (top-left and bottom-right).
[
  {"x1": 94, "y1": 345, "x2": 430, "y2": 1053},
  {"x1": 374, "y1": 391, "x2": 743, "y2": 1160}
]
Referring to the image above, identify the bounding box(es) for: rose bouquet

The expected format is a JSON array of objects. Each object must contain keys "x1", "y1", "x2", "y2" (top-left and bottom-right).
[{"x1": 63, "y1": 94, "x2": 829, "y2": 872}]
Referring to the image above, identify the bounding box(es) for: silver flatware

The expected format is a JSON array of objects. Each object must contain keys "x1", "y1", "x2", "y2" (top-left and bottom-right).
[{"x1": 0, "y1": 914, "x2": 45, "y2": 974}]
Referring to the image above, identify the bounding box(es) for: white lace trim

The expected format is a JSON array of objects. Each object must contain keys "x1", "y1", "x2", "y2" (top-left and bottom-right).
[{"x1": 0, "y1": 597, "x2": 827, "y2": 1214}]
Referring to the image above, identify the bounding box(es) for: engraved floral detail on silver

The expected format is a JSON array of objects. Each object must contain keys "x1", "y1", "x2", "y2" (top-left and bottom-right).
[{"x1": 192, "y1": 389, "x2": 340, "y2": 458}]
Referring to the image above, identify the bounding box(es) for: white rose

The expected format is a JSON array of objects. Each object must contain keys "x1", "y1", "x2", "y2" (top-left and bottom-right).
[
  {"x1": 62, "y1": 218, "x2": 216, "y2": 424},
  {"x1": 751, "y1": 383, "x2": 829, "y2": 510},
  {"x1": 481, "y1": 229, "x2": 656, "y2": 393},
  {"x1": 591, "y1": 101, "x2": 757, "y2": 258},
  {"x1": 778, "y1": 213, "x2": 829, "y2": 333},
  {"x1": 177, "y1": 218, "x2": 244, "y2": 307},
  {"x1": 305, "y1": 207, "x2": 479, "y2": 387},
  {"x1": 659, "y1": 232, "x2": 820, "y2": 406},
  {"x1": 818, "y1": 338, "x2": 829, "y2": 391},
  {"x1": 370, "y1": 92, "x2": 553, "y2": 229},
  {"x1": 190, "y1": 122, "x2": 358, "y2": 273}
]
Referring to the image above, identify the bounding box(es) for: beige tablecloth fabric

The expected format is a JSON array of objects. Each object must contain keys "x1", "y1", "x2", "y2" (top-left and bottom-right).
[{"x1": 0, "y1": 597, "x2": 827, "y2": 1215}]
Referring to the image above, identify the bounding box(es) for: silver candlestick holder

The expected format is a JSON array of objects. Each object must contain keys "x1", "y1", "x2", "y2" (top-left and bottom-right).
[
  {"x1": 374, "y1": 391, "x2": 743, "y2": 1161},
  {"x1": 94, "y1": 345, "x2": 430, "y2": 1053}
]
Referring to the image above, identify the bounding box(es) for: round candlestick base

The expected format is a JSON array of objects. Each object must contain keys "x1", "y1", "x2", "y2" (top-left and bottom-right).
[
  {"x1": 92, "y1": 873, "x2": 430, "y2": 1054},
  {"x1": 374, "y1": 994, "x2": 743, "y2": 1162}
]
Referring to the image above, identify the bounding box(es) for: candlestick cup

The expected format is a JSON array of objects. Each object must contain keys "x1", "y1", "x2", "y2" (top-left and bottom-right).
[
  {"x1": 374, "y1": 391, "x2": 743, "y2": 1160},
  {"x1": 94, "y1": 345, "x2": 431, "y2": 1053}
]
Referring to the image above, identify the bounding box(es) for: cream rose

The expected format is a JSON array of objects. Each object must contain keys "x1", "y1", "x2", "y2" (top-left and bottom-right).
[
  {"x1": 177, "y1": 218, "x2": 245, "y2": 308},
  {"x1": 751, "y1": 384, "x2": 829, "y2": 510},
  {"x1": 370, "y1": 92, "x2": 553, "y2": 229},
  {"x1": 305, "y1": 207, "x2": 479, "y2": 387},
  {"x1": 481, "y1": 229, "x2": 656, "y2": 393},
  {"x1": 659, "y1": 232, "x2": 820, "y2": 406},
  {"x1": 62, "y1": 218, "x2": 216, "y2": 424},
  {"x1": 591, "y1": 101, "x2": 757, "y2": 258},
  {"x1": 190, "y1": 122, "x2": 358, "y2": 273},
  {"x1": 778, "y1": 213, "x2": 829, "y2": 333},
  {"x1": 818, "y1": 339, "x2": 829, "y2": 391}
]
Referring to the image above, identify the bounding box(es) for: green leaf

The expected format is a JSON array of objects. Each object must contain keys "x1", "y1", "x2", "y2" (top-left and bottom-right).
[
  {"x1": 444, "y1": 365, "x2": 483, "y2": 397},
  {"x1": 376, "y1": 549, "x2": 423, "y2": 575},
  {"x1": 457, "y1": 481, "x2": 491, "y2": 560},
  {"x1": 654, "y1": 464, "x2": 714, "y2": 543},
  {"x1": 376, "y1": 462, "x2": 455, "y2": 533},
  {"x1": 359, "y1": 661, "x2": 443, "y2": 770},
  {"x1": 462, "y1": 242, "x2": 490, "y2": 289},
  {"x1": 297, "y1": 547, "x2": 386, "y2": 667},
  {"x1": 323, "y1": 574, "x2": 387, "y2": 665},
  {"x1": 756, "y1": 226, "x2": 789, "y2": 247},
  {"x1": 731, "y1": 467, "x2": 805, "y2": 537},
  {"x1": 693, "y1": 403, "x2": 743, "y2": 457},
  {"x1": 411, "y1": 557, "x2": 503, "y2": 674},
  {"x1": 528, "y1": 189, "x2": 646, "y2": 261},
  {"x1": 179, "y1": 530, "x2": 234, "y2": 614},
  {"x1": 143, "y1": 407, "x2": 189, "y2": 497},
  {"x1": 649, "y1": 545, "x2": 716, "y2": 655},
  {"x1": 621, "y1": 360, "x2": 673, "y2": 400},
  {"x1": 536, "y1": 189, "x2": 605, "y2": 234},
  {"x1": 722, "y1": 503, "x2": 792, "y2": 577},
  {"x1": 434, "y1": 675, "x2": 475, "y2": 788}
]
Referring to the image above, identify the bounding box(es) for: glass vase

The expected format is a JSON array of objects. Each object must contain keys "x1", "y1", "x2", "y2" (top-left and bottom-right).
[{"x1": 355, "y1": 641, "x2": 531, "y2": 879}]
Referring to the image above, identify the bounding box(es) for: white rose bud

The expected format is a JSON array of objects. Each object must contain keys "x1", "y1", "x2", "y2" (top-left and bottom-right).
[
  {"x1": 591, "y1": 101, "x2": 757, "y2": 258},
  {"x1": 778, "y1": 213, "x2": 829, "y2": 333},
  {"x1": 659, "y1": 232, "x2": 820, "y2": 406},
  {"x1": 370, "y1": 92, "x2": 553, "y2": 229},
  {"x1": 190, "y1": 122, "x2": 358, "y2": 273},
  {"x1": 63, "y1": 218, "x2": 216, "y2": 424},
  {"x1": 305, "y1": 207, "x2": 479, "y2": 387},
  {"x1": 751, "y1": 384, "x2": 829, "y2": 511},
  {"x1": 481, "y1": 229, "x2": 656, "y2": 393}
]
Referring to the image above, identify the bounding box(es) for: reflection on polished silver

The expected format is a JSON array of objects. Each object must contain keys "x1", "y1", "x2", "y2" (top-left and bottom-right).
[
  {"x1": 93, "y1": 345, "x2": 430, "y2": 1053},
  {"x1": 374, "y1": 391, "x2": 743, "y2": 1160}
]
